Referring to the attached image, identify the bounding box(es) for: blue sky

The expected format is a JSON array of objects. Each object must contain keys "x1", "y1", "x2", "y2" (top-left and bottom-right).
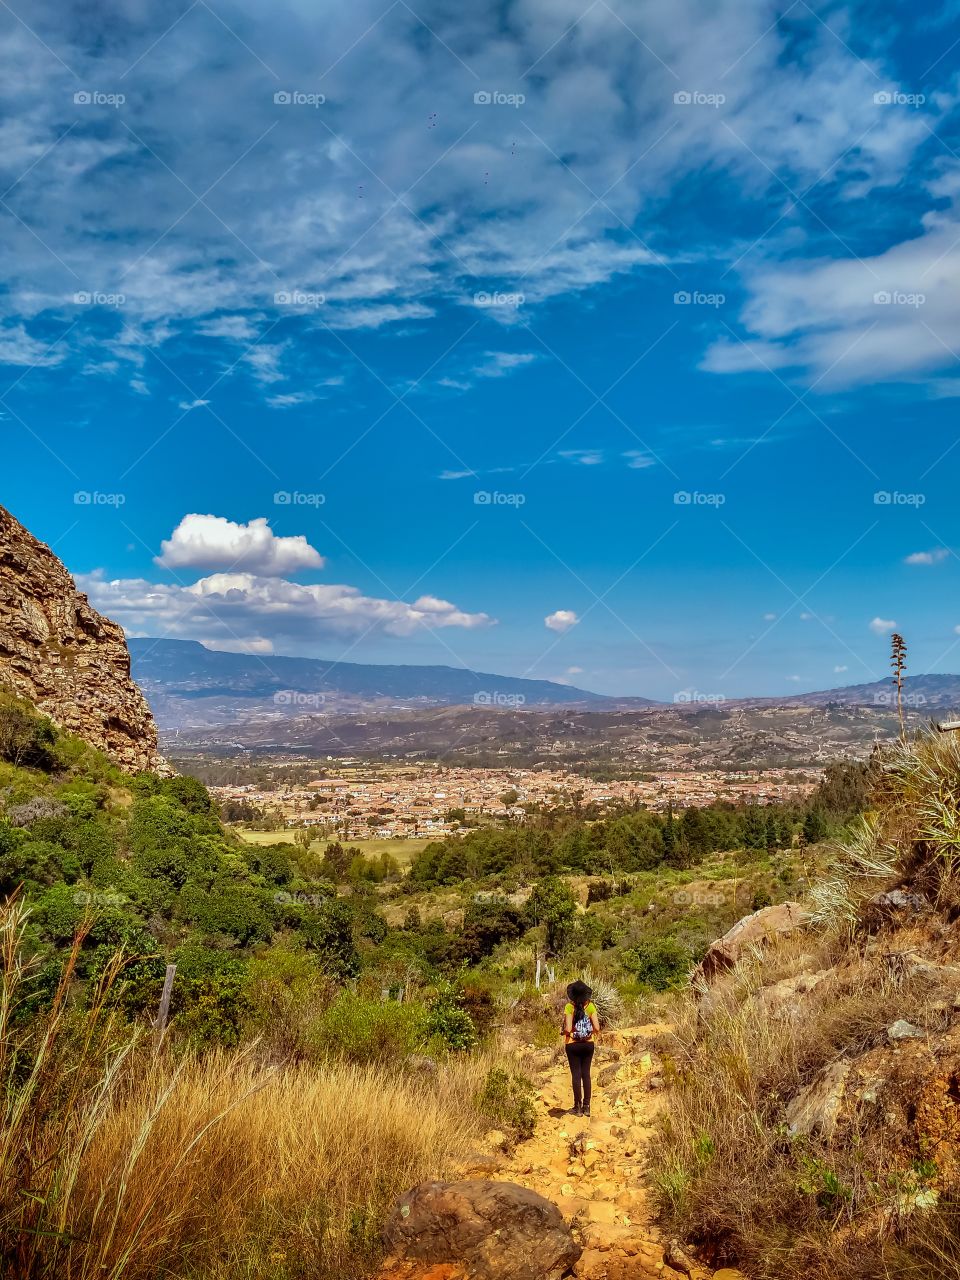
[{"x1": 4, "y1": 0, "x2": 960, "y2": 698}]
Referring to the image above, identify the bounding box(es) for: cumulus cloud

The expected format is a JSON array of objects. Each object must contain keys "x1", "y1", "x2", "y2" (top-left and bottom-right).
[
  {"x1": 79, "y1": 570, "x2": 494, "y2": 649},
  {"x1": 545, "y1": 609, "x2": 580, "y2": 633},
  {"x1": 904, "y1": 547, "x2": 950, "y2": 565},
  {"x1": 869, "y1": 616, "x2": 897, "y2": 634},
  {"x1": 156, "y1": 515, "x2": 324, "y2": 576},
  {"x1": 834, "y1": 664, "x2": 849, "y2": 673}
]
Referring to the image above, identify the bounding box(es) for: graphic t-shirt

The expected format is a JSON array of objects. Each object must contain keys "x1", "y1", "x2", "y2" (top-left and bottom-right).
[{"x1": 564, "y1": 1000, "x2": 598, "y2": 1042}]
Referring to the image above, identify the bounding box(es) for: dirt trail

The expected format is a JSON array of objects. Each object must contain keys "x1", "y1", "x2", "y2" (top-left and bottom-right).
[{"x1": 477, "y1": 1025, "x2": 745, "y2": 1280}]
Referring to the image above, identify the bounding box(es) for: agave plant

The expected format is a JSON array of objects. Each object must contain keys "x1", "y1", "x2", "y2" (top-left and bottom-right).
[{"x1": 806, "y1": 811, "x2": 898, "y2": 927}]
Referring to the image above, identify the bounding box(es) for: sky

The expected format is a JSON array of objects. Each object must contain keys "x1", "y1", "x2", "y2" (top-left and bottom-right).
[{"x1": 3, "y1": 0, "x2": 960, "y2": 700}]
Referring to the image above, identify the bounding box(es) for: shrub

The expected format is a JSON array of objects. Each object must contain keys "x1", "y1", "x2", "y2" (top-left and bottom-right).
[
  {"x1": 621, "y1": 938, "x2": 690, "y2": 991},
  {"x1": 425, "y1": 981, "x2": 478, "y2": 1052},
  {"x1": 0, "y1": 696, "x2": 56, "y2": 770},
  {"x1": 477, "y1": 1066, "x2": 536, "y2": 1144},
  {"x1": 308, "y1": 990, "x2": 428, "y2": 1064}
]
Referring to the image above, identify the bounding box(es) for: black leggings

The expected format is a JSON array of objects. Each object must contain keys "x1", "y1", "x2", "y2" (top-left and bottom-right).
[{"x1": 565, "y1": 1041, "x2": 595, "y2": 1108}]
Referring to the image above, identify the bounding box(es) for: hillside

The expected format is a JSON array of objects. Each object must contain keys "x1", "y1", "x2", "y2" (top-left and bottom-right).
[{"x1": 128, "y1": 637, "x2": 640, "y2": 728}]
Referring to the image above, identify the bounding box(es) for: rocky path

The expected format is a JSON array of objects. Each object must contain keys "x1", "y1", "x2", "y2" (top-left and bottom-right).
[
  {"x1": 475, "y1": 1025, "x2": 745, "y2": 1280},
  {"x1": 381, "y1": 1024, "x2": 748, "y2": 1280}
]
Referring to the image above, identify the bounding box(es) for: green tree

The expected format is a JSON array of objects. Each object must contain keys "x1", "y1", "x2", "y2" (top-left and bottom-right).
[{"x1": 525, "y1": 876, "x2": 577, "y2": 956}]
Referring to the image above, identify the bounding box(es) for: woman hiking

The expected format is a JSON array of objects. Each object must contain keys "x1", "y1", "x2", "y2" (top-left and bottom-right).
[{"x1": 563, "y1": 979, "x2": 600, "y2": 1117}]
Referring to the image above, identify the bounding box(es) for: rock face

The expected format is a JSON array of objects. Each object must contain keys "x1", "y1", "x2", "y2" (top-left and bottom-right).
[
  {"x1": 695, "y1": 902, "x2": 808, "y2": 982},
  {"x1": 383, "y1": 1180, "x2": 582, "y2": 1280},
  {"x1": 0, "y1": 504, "x2": 163, "y2": 773}
]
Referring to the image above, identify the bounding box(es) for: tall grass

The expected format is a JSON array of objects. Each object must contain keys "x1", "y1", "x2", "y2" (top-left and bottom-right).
[
  {"x1": 0, "y1": 897, "x2": 484, "y2": 1280},
  {"x1": 651, "y1": 729, "x2": 960, "y2": 1279}
]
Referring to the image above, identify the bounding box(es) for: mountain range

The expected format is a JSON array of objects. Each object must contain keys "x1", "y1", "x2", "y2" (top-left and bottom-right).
[{"x1": 128, "y1": 637, "x2": 960, "y2": 733}]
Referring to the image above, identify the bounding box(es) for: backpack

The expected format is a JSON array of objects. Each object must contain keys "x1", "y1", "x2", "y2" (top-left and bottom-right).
[{"x1": 571, "y1": 1002, "x2": 593, "y2": 1042}]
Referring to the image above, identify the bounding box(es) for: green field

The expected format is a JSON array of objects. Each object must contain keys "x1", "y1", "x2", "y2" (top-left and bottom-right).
[{"x1": 233, "y1": 829, "x2": 426, "y2": 865}]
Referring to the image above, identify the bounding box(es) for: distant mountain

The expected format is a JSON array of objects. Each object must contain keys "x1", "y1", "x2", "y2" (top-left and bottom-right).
[
  {"x1": 128, "y1": 638, "x2": 658, "y2": 730},
  {"x1": 748, "y1": 674, "x2": 960, "y2": 713}
]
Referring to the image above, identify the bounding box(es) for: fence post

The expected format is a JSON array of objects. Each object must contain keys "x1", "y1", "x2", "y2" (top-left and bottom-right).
[{"x1": 154, "y1": 963, "x2": 176, "y2": 1050}]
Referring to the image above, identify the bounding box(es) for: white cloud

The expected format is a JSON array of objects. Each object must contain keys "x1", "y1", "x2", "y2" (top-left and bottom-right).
[
  {"x1": 178, "y1": 398, "x2": 209, "y2": 410},
  {"x1": 786, "y1": 674, "x2": 802, "y2": 682},
  {"x1": 703, "y1": 202, "x2": 960, "y2": 388},
  {"x1": 762, "y1": 612, "x2": 777, "y2": 621},
  {"x1": 834, "y1": 664, "x2": 848, "y2": 673},
  {"x1": 566, "y1": 666, "x2": 584, "y2": 675},
  {"x1": 623, "y1": 451, "x2": 656, "y2": 469},
  {"x1": 472, "y1": 351, "x2": 537, "y2": 380},
  {"x1": 0, "y1": 0, "x2": 940, "y2": 399},
  {"x1": 0, "y1": 323, "x2": 64, "y2": 367},
  {"x1": 80, "y1": 570, "x2": 494, "y2": 648},
  {"x1": 156, "y1": 515, "x2": 324, "y2": 577},
  {"x1": 545, "y1": 609, "x2": 580, "y2": 633},
  {"x1": 266, "y1": 391, "x2": 317, "y2": 409},
  {"x1": 904, "y1": 547, "x2": 950, "y2": 565},
  {"x1": 869, "y1": 616, "x2": 897, "y2": 635},
  {"x1": 560, "y1": 448, "x2": 604, "y2": 466}
]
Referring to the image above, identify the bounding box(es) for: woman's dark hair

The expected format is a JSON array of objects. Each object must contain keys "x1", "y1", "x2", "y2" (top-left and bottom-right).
[{"x1": 567, "y1": 979, "x2": 592, "y2": 1005}]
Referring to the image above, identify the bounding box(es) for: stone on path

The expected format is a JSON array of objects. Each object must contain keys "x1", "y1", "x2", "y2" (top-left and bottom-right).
[{"x1": 383, "y1": 1179, "x2": 581, "y2": 1280}]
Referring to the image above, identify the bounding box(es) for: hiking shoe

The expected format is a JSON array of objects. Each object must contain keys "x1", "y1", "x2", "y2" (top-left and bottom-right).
[
  {"x1": 569, "y1": 1105, "x2": 582, "y2": 1117},
  {"x1": 582, "y1": 1104, "x2": 591, "y2": 1117}
]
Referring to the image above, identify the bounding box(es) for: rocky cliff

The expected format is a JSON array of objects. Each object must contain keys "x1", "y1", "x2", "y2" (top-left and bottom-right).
[{"x1": 0, "y1": 504, "x2": 164, "y2": 773}]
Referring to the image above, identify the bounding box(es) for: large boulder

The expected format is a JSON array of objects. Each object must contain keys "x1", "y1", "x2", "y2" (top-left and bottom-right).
[
  {"x1": 383, "y1": 1179, "x2": 581, "y2": 1280},
  {"x1": 695, "y1": 902, "x2": 808, "y2": 983}
]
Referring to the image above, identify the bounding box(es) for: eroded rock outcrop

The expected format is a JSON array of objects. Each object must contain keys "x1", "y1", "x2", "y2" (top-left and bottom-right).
[
  {"x1": 0, "y1": 504, "x2": 164, "y2": 773},
  {"x1": 695, "y1": 901, "x2": 809, "y2": 983}
]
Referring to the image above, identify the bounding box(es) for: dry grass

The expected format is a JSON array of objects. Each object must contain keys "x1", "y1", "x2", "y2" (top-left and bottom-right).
[
  {"x1": 0, "y1": 897, "x2": 485, "y2": 1280},
  {"x1": 651, "y1": 934, "x2": 960, "y2": 1278},
  {"x1": 651, "y1": 728, "x2": 960, "y2": 1279}
]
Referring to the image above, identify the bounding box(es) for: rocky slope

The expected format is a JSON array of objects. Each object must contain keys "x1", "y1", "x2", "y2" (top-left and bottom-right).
[{"x1": 0, "y1": 504, "x2": 164, "y2": 773}]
